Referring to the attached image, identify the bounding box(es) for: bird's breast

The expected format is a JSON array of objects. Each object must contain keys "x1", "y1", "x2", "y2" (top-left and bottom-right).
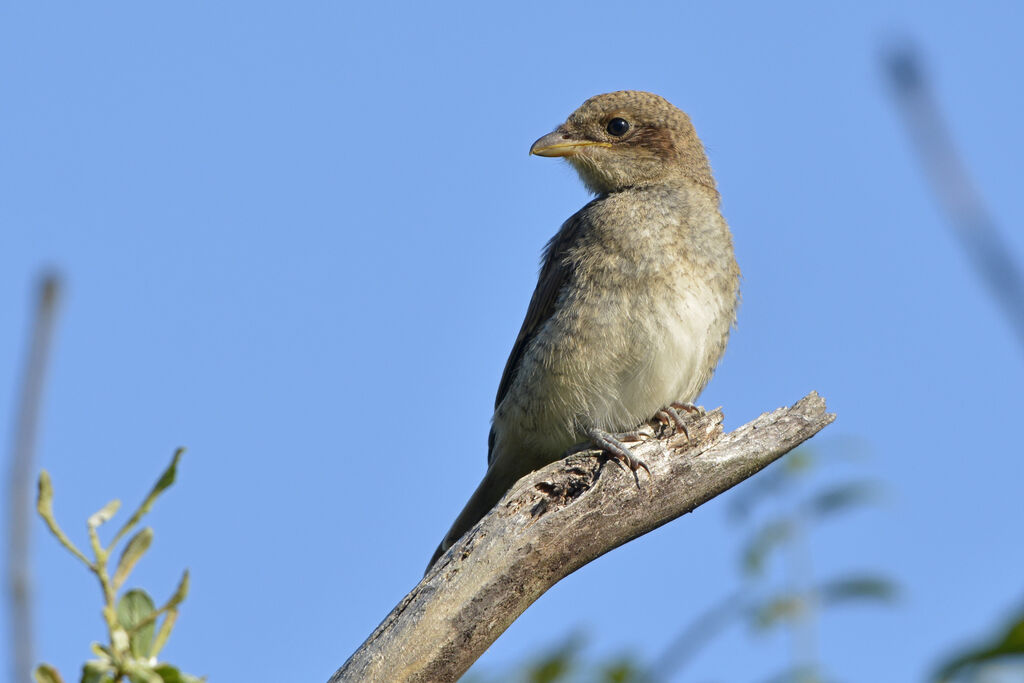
[{"x1": 493, "y1": 185, "x2": 738, "y2": 468}]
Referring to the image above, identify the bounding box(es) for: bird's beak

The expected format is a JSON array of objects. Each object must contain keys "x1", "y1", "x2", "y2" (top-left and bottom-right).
[{"x1": 530, "y1": 130, "x2": 612, "y2": 157}]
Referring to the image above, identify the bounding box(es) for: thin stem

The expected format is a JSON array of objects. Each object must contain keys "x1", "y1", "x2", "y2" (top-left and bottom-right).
[
  {"x1": 6, "y1": 274, "x2": 61, "y2": 683},
  {"x1": 885, "y1": 45, "x2": 1024, "y2": 351},
  {"x1": 787, "y1": 511, "x2": 819, "y2": 680},
  {"x1": 89, "y1": 527, "x2": 121, "y2": 657}
]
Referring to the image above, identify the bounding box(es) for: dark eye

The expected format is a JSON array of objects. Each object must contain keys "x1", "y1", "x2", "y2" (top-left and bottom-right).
[{"x1": 606, "y1": 117, "x2": 630, "y2": 136}]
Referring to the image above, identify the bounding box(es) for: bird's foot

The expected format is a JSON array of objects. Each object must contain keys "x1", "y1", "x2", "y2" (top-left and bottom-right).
[
  {"x1": 654, "y1": 402, "x2": 704, "y2": 442},
  {"x1": 615, "y1": 427, "x2": 655, "y2": 443},
  {"x1": 587, "y1": 427, "x2": 651, "y2": 485},
  {"x1": 674, "y1": 402, "x2": 705, "y2": 416}
]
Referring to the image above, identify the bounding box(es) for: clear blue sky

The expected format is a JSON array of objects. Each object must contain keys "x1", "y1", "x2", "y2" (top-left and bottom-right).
[{"x1": 2, "y1": 2, "x2": 1023, "y2": 681}]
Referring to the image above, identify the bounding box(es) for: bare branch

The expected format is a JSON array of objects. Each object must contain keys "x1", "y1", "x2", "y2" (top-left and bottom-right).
[{"x1": 330, "y1": 392, "x2": 835, "y2": 683}]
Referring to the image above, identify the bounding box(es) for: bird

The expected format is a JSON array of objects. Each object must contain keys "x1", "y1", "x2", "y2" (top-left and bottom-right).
[{"x1": 427, "y1": 90, "x2": 740, "y2": 570}]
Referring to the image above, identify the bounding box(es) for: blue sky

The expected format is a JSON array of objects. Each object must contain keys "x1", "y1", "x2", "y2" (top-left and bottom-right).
[{"x1": 2, "y1": 2, "x2": 1023, "y2": 681}]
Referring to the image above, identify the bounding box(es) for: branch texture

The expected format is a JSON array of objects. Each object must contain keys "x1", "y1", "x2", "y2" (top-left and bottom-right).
[{"x1": 331, "y1": 392, "x2": 835, "y2": 683}]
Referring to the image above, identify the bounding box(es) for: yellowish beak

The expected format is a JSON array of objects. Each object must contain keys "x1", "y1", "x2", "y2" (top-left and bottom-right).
[{"x1": 530, "y1": 130, "x2": 612, "y2": 157}]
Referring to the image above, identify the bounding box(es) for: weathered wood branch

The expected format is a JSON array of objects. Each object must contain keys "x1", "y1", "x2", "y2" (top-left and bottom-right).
[{"x1": 330, "y1": 392, "x2": 835, "y2": 683}]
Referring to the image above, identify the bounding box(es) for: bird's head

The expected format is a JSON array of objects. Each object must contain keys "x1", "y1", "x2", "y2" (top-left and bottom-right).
[{"x1": 530, "y1": 91, "x2": 715, "y2": 195}]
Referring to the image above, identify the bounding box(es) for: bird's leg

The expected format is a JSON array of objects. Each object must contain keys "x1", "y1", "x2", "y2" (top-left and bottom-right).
[{"x1": 586, "y1": 427, "x2": 651, "y2": 485}]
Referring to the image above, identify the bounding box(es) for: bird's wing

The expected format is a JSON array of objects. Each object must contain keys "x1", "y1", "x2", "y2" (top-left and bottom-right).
[{"x1": 488, "y1": 205, "x2": 590, "y2": 464}]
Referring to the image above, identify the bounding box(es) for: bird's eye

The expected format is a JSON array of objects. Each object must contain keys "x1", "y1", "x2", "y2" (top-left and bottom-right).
[{"x1": 606, "y1": 117, "x2": 630, "y2": 136}]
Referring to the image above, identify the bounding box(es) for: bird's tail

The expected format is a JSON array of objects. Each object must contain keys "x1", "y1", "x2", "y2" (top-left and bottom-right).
[{"x1": 425, "y1": 460, "x2": 515, "y2": 573}]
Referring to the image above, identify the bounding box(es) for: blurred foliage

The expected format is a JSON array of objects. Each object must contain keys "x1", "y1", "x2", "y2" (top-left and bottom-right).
[
  {"x1": 712, "y1": 448, "x2": 897, "y2": 679},
  {"x1": 472, "y1": 445, "x2": 896, "y2": 682},
  {"x1": 32, "y1": 449, "x2": 202, "y2": 683},
  {"x1": 724, "y1": 447, "x2": 897, "y2": 682},
  {"x1": 932, "y1": 604, "x2": 1024, "y2": 681},
  {"x1": 465, "y1": 634, "x2": 651, "y2": 683}
]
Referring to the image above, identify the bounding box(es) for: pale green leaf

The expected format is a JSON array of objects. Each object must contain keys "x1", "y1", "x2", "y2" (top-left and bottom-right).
[
  {"x1": 33, "y1": 664, "x2": 63, "y2": 683},
  {"x1": 113, "y1": 527, "x2": 154, "y2": 589},
  {"x1": 149, "y1": 608, "x2": 178, "y2": 659}
]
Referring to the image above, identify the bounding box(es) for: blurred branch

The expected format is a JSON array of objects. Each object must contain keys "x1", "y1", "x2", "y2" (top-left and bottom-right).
[
  {"x1": 6, "y1": 273, "x2": 62, "y2": 683},
  {"x1": 883, "y1": 43, "x2": 1024, "y2": 349},
  {"x1": 329, "y1": 392, "x2": 835, "y2": 683}
]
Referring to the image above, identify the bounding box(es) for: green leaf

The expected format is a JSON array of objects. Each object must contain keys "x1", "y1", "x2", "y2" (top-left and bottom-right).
[
  {"x1": 933, "y1": 608, "x2": 1024, "y2": 680},
  {"x1": 153, "y1": 666, "x2": 204, "y2": 683},
  {"x1": 33, "y1": 664, "x2": 64, "y2": 683},
  {"x1": 525, "y1": 635, "x2": 583, "y2": 683},
  {"x1": 600, "y1": 657, "x2": 647, "y2": 682},
  {"x1": 528, "y1": 653, "x2": 573, "y2": 683},
  {"x1": 117, "y1": 589, "x2": 156, "y2": 658},
  {"x1": 741, "y1": 520, "x2": 792, "y2": 576},
  {"x1": 113, "y1": 527, "x2": 154, "y2": 589},
  {"x1": 804, "y1": 481, "x2": 880, "y2": 519},
  {"x1": 153, "y1": 665, "x2": 183, "y2": 683},
  {"x1": 81, "y1": 659, "x2": 115, "y2": 683},
  {"x1": 111, "y1": 449, "x2": 184, "y2": 548},
  {"x1": 123, "y1": 661, "x2": 162, "y2": 683},
  {"x1": 818, "y1": 576, "x2": 898, "y2": 605},
  {"x1": 750, "y1": 594, "x2": 805, "y2": 631},
  {"x1": 164, "y1": 569, "x2": 190, "y2": 611},
  {"x1": 87, "y1": 499, "x2": 121, "y2": 528}
]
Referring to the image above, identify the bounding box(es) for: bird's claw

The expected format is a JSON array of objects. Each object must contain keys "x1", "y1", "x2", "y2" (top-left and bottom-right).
[
  {"x1": 672, "y1": 402, "x2": 704, "y2": 416},
  {"x1": 587, "y1": 427, "x2": 651, "y2": 485},
  {"x1": 654, "y1": 402, "x2": 703, "y2": 442}
]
